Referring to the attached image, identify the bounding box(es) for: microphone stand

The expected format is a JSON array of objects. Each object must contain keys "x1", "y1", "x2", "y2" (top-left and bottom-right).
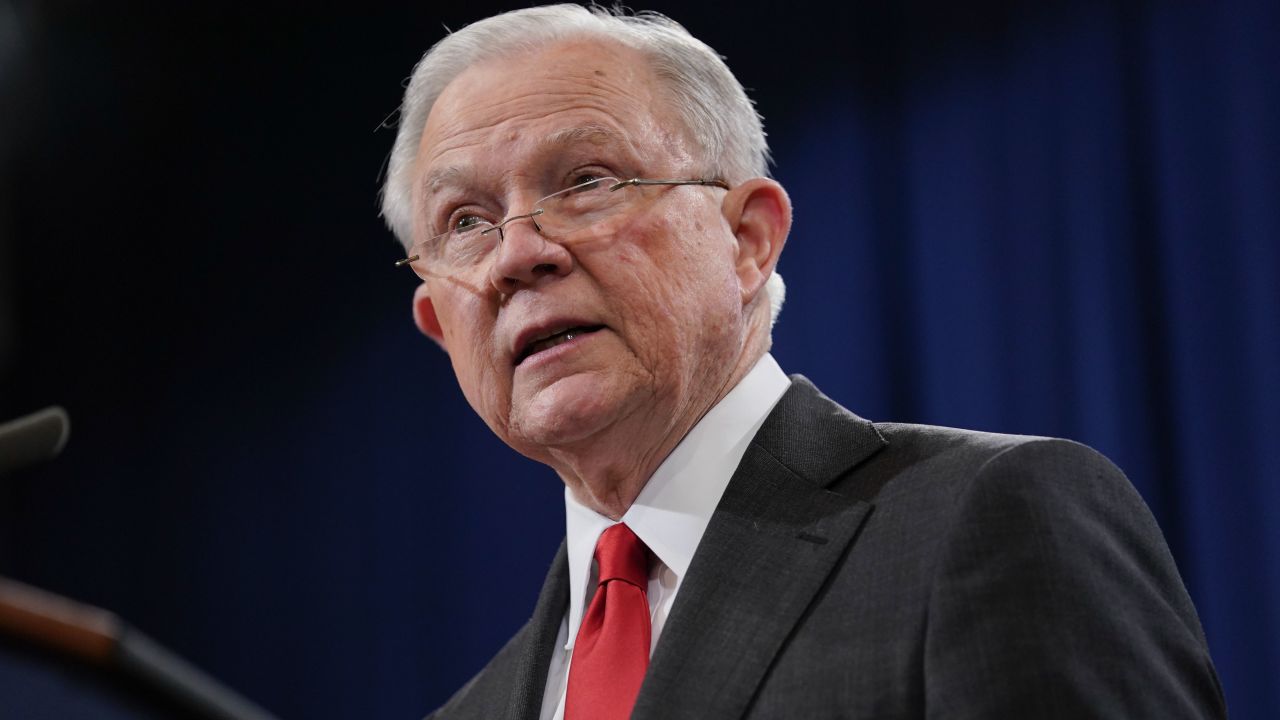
[{"x1": 0, "y1": 406, "x2": 280, "y2": 720}]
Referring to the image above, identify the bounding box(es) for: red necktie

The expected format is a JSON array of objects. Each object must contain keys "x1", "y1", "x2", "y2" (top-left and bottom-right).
[{"x1": 565, "y1": 523, "x2": 652, "y2": 720}]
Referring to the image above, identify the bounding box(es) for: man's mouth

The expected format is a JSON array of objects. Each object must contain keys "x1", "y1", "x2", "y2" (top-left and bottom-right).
[{"x1": 516, "y1": 325, "x2": 605, "y2": 365}]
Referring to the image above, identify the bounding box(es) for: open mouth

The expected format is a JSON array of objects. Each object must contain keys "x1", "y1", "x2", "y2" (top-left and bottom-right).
[{"x1": 516, "y1": 325, "x2": 605, "y2": 365}]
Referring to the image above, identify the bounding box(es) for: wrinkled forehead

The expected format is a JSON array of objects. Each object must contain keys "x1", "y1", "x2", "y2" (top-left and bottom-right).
[{"x1": 413, "y1": 38, "x2": 695, "y2": 195}]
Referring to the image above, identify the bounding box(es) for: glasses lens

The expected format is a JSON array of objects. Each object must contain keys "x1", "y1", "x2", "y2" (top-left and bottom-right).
[
  {"x1": 535, "y1": 177, "x2": 626, "y2": 239},
  {"x1": 417, "y1": 221, "x2": 499, "y2": 277},
  {"x1": 403, "y1": 176, "x2": 637, "y2": 276}
]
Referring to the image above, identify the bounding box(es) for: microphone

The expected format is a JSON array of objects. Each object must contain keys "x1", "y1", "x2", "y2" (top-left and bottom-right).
[{"x1": 0, "y1": 406, "x2": 70, "y2": 476}]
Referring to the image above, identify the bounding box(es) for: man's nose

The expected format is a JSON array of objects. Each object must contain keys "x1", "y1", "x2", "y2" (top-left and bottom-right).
[{"x1": 487, "y1": 214, "x2": 573, "y2": 294}]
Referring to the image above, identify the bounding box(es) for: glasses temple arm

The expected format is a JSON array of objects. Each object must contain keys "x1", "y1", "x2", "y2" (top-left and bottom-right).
[{"x1": 610, "y1": 178, "x2": 731, "y2": 191}]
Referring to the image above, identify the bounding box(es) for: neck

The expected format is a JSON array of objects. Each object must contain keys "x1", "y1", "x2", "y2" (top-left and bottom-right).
[{"x1": 550, "y1": 321, "x2": 771, "y2": 520}]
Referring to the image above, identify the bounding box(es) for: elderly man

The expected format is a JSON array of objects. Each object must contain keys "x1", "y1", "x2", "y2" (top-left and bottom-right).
[{"x1": 382, "y1": 5, "x2": 1224, "y2": 720}]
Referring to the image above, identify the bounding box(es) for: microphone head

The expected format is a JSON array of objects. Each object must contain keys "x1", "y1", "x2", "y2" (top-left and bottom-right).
[{"x1": 0, "y1": 406, "x2": 71, "y2": 476}]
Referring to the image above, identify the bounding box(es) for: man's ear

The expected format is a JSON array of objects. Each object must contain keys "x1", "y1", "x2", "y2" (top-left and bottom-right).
[
  {"x1": 412, "y1": 282, "x2": 448, "y2": 350},
  {"x1": 724, "y1": 178, "x2": 791, "y2": 305}
]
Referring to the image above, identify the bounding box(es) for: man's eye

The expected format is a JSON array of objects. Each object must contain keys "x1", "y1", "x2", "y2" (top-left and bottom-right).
[
  {"x1": 452, "y1": 214, "x2": 488, "y2": 233},
  {"x1": 566, "y1": 173, "x2": 611, "y2": 193}
]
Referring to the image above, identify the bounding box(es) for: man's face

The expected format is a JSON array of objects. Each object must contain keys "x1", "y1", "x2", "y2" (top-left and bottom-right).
[{"x1": 410, "y1": 39, "x2": 751, "y2": 468}]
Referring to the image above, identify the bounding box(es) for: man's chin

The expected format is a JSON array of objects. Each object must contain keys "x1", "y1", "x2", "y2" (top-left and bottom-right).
[{"x1": 507, "y1": 374, "x2": 628, "y2": 449}]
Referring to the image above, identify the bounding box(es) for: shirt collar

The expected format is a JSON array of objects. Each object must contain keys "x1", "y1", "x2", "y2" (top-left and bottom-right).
[{"x1": 563, "y1": 352, "x2": 791, "y2": 645}]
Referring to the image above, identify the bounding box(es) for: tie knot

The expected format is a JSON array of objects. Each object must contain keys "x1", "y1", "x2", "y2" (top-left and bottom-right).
[{"x1": 595, "y1": 523, "x2": 650, "y2": 588}]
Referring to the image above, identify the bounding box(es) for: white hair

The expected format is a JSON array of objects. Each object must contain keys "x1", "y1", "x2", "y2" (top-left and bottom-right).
[{"x1": 380, "y1": 3, "x2": 785, "y2": 325}]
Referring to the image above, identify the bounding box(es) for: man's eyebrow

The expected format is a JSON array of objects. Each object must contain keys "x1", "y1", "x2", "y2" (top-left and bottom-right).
[
  {"x1": 543, "y1": 123, "x2": 626, "y2": 149},
  {"x1": 418, "y1": 125, "x2": 628, "y2": 197},
  {"x1": 420, "y1": 165, "x2": 474, "y2": 196}
]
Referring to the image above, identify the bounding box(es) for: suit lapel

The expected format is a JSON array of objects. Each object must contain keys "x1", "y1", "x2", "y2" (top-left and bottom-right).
[
  {"x1": 632, "y1": 377, "x2": 887, "y2": 720},
  {"x1": 503, "y1": 540, "x2": 569, "y2": 720}
]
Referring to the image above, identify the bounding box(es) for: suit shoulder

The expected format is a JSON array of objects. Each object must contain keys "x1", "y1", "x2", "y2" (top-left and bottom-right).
[
  {"x1": 864, "y1": 422, "x2": 1126, "y2": 500},
  {"x1": 874, "y1": 420, "x2": 1084, "y2": 463},
  {"x1": 838, "y1": 424, "x2": 1223, "y2": 715},
  {"x1": 861, "y1": 422, "x2": 1208, "y2": 649}
]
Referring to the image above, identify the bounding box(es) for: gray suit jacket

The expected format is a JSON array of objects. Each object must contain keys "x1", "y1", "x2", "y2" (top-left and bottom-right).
[{"x1": 429, "y1": 377, "x2": 1226, "y2": 719}]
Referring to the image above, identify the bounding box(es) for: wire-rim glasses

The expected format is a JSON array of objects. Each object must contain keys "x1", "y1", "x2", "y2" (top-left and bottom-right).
[{"x1": 395, "y1": 177, "x2": 730, "y2": 278}]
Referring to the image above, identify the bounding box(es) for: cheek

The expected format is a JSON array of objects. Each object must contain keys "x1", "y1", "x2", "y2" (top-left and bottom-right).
[
  {"x1": 608, "y1": 216, "x2": 740, "y2": 359},
  {"x1": 450, "y1": 340, "x2": 494, "y2": 394},
  {"x1": 439, "y1": 297, "x2": 508, "y2": 419},
  {"x1": 632, "y1": 214, "x2": 738, "y2": 316},
  {"x1": 452, "y1": 339, "x2": 516, "y2": 439}
]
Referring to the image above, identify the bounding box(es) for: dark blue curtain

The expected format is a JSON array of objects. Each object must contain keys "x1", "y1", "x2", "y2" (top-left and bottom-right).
[{"x1": 1, "y1": 1, "x2": 1274, "y2": 718}]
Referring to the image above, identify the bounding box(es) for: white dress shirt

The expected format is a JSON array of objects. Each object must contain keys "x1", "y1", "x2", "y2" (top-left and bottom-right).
[{"x1": 539, "y1": 353, "x2": 791, "y2": 720}]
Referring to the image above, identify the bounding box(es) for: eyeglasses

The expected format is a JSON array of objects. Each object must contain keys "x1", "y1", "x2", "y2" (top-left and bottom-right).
[{"x1": 395, "y1": 176, "x2": 730, "y2": 278}]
